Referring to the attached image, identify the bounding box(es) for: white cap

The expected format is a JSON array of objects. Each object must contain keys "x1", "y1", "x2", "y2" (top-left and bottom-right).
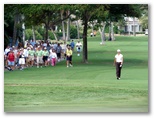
[{"x1": 117, "y1": 49, "x2": 121, "y2": 52}]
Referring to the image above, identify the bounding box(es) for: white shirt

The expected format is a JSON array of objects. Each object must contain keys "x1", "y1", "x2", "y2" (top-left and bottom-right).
[
  {"x1": 13, "y1": 49, "x2": 18, "y2": 58},
  {"x1": 49, "y1": 49, "x2": 53, "y2": 56},
  {"x1": 115, "y1": 54, "x2": 123, "y2": 63},
  {"x1": 61, "y1": 44, "x2": 67, "y2": 53},
  {"x1": 76, "y1": 42, "x2": 82, "y2": 48},
  {"x1": 51, "y1": 53, "x2": 57, "y2": 59},
  {"x1": 5, "y1": 48, "x2": 10, "y2": 55},
  {"x1": 23, "y1": 49, "x2": 29, "y2": 57},
  {"x1": 43, "y1": 43, "x2": 47, "y2": 47}
]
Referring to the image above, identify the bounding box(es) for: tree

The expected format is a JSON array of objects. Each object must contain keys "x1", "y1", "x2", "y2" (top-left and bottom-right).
[
  {"x1": 99, "y1": 22, "x2": 106, "y2": 44},
  {"x1": 75, "y1": 4, "x2": 109, "y2": 63},
  {"x1": 4, "y1": 4, "x2": 24, "y2": 46},
  {"x1": 66, "y1": 10, "x2": 71, "y2": 41},
  {"x1": 76, "y1": 20, "x2": 80, "y2": 39},
  {"x1": 106, "y1": 4, "x2": 142, "y2": 38},
  {"x1": 139, "y1": 4, "x2": 148, "y2": 30},
  {"x1": 21, "y1": 4, "x2": 73, "y2": 41},
  {"x1": 61, "y1": 10, "x2": 66, "y2": 40},
  {"x1": 115, "y1": 19, "x2": 126, "y2": 35},
  {"x1": 4, "y1": 5, "x2": 14, "y2": 48}
]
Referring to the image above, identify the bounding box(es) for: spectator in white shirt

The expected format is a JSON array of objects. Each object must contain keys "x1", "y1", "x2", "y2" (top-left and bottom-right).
[
  {"x1": 23, "y1": 47, "x2": 29, "y2": 67},
  {"x1": 50, "y1": 49, "x2": 57, "y2": 66},
  {"x1": 76, "y1": 41, "x2": 82, "y2": 56},
  {"x1": 4, "y1": 46, "x2": 11, "y2": 66}
]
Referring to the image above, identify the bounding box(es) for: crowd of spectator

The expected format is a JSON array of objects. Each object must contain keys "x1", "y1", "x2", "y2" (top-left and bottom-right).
[
  {"x1": 4, "y1": 39, "x2": 82, "y2": 71},
  {"x1": 4, "y1": 39, "x2": 67, "y2": 71}
]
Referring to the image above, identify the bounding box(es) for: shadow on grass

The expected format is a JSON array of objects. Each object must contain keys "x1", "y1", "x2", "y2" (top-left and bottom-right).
[{"x1": 73, "y1": 58, "x2": 147, "y2": 68}]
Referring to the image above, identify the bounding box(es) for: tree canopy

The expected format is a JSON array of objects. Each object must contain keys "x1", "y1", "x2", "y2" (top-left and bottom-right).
[{"x1": 4, "y1": 4, "x2": 146, "y2": 62}]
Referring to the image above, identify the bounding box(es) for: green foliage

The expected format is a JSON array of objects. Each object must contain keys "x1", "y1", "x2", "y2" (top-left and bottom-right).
[
  {"x1": 139, "y1": 5, "x2": 148, "y2": 30},
  {"x1": 114, "y1": 25, "x2": 119, "y2": 34},
  {"x1": 25, "y1": 27, "x2": 63, "y2": 41},
  {"x1": 56, "y1": 32, "x2": 63, "y2": 38},
  {"x1": 108, "y1": 4, "x2": 142, "y2": 21},
  {"x1": 48, "y1": 31, "x2": 55, "y2": 40},
  {"x1": 25, "y1": 29, "x2": 43, "y2": 40},
  {"x1": 25, "y1": 29, "x2": 33, "y2": 40},
  {"x1": 35, "y1": 30, "x2": 42, "y2": 40},
  {"x1": 48, "y1": 31, "x2": 63, "y2": 40},
  {"x1": 4, "y1": 4, "x2": 147, "y2": 47},
  {"x1": 70, "y1": 25, "x2": 77, "y2": 39}
]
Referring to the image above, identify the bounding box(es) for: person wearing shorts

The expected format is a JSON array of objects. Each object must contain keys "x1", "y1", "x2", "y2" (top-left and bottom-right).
[
  {"x1": 35, "y1": 46, "x2": 43, "y2": 68},
  {"x1": 76, "y1": 41, "x2": 82, "y2": 56},
  {"x1": 4, "y1": 45, "x2": 11, "y2": 67},
  {"x1": 7, "y1": 49, "x2": 15, "y2": 71},
  {"x1": 19, "y1": 49, "x2": 25, "y2": 70},
  {"x1": 66, "y1": 46, "x2": 73, "y2": 67},
  {"x1": 23, "y1": 47, "x2": 29, "y2": 67},
  {"x1": 28, "y1": 47, "x2": 35, "y2": 67},
  {"x1": 56, "y1": 43, "x2": 62, "y2": 62},
  {"x1": 42, "y1": 47, "x2": 49, "y2": 67}
]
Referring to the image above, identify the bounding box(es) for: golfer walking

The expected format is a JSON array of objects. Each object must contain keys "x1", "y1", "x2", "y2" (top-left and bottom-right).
[{"x1": 114, "y1": 49, "x2": 123, "y2": 80}]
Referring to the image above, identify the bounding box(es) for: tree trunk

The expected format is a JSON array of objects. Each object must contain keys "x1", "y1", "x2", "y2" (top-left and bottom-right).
[
  {"x1": 102, "y1": 23, "x2": 106, "y2": 41},
  {"x1": 128, "y1": 25, "x2": 131, "y2": 35},
  {"x1": 51, "y1": 28, "x2": 58, "y2": 41},
  {"x1": 12, "y1": 13, "x2": 18, "y2": 46},
  {"x1": 66, "y1": 11, "x2": 70, "y2": 41},
  {"x1": 91, "y1": 23, "x2": 94, "y2": 37},
  {"x1": 45, "y1": 23, "x2": 48, "y2": 42},
  {"x1": 99, "y1": 22, "x2": 106, "y2": 45},
  {"x1": 22, "y1": 23, "x2": 25, "y2": 45},
  {"x1": 61, "y1": 10, "x2": 66, "y2": 40},
  {"x1": 133, "y1": 17, "x2": 136, "y2": 36},
  {"x1": 32, "y1": 26, "x2": 36, "y2": 42},
  {"x1": 108, "y1": 22, "x2": 112, "y2": 41},
  {"x1": 111, "y1": 22, "x2": 115, "y2": 41},
  {"x1": 76, "y1": 20, "x2": 80, "y2": 39},
  {"x1": 62, "y1": 21, "x2": 66, "y2": 40},
  {"x1": 82, "y1": 15, "x2": 88, "y2": 63},
  {"x1": 44, "y1": 14, "x2": 50, "y2": 42}
]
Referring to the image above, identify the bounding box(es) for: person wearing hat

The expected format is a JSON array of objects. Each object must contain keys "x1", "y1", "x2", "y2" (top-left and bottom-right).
[{"x1": 114, "y1": 49, "x2": 124, "y2": 80}]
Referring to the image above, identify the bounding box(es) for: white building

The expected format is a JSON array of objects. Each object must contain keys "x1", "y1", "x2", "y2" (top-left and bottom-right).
[{"x1": 119, "y1": 17, "x2": 143, "y2": 34}]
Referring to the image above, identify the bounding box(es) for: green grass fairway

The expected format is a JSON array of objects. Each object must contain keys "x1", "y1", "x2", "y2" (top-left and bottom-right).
[{"x1": 4, "y1": 35, "x2": 148, "y2": 112}]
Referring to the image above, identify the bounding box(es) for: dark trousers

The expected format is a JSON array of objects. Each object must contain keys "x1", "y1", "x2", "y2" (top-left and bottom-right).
[{"x1": 116, "y1": 62, "x2": 122, "y2": 78}]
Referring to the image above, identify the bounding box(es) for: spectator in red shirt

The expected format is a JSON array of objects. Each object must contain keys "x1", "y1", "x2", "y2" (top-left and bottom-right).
[{"x1": 7, "y1": 49, "x2": 15, "y2": 71}]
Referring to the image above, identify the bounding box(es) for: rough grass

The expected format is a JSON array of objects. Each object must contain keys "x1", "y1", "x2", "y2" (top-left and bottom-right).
[{"x1": 4, "y1": 35, "x2": 148, "y2": 112}]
